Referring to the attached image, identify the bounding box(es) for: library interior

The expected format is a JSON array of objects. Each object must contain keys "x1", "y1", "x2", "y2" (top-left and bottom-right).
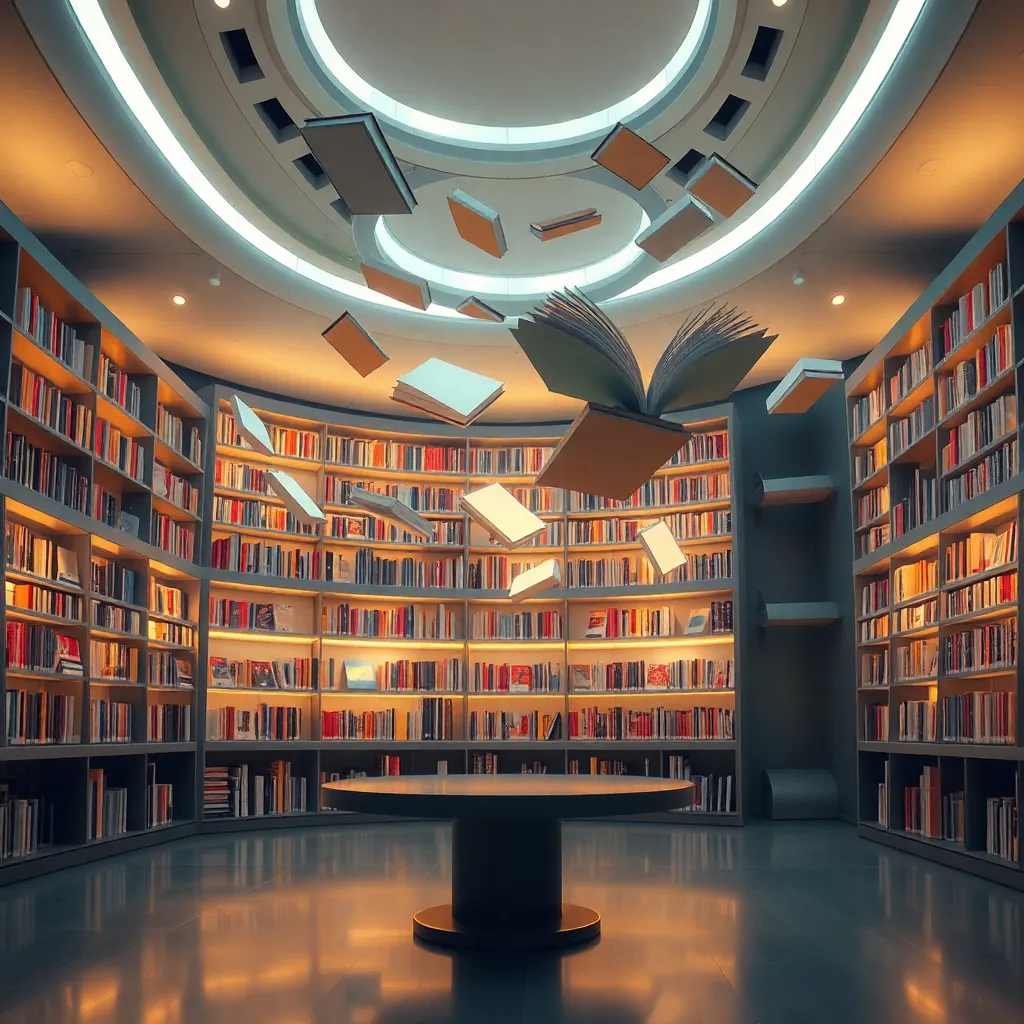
[{"x1": 0, "y1": 0, "x2": 1023, "y2": 1021}]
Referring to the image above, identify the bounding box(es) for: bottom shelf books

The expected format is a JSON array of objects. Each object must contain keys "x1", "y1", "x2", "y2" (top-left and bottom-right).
[
  {"x1": 0, "y1": 789, "x2": 53, "y2": 860},
  {"x1": 321, "y1": 699, "x2": 454, "y2": 740},
  {"x1": 5, "y1": 690, "x2": 78, "y2": 744},
  {"x1": 203, "y1": 761, "x2": 308, "y2": 817},
  {"x1": 472, "y1": 753, "x2": 498, "y2": 774},
  {"x1": 863, "y1": 704, "x2": 889, "y2": 742},
  {"x1": 468, "y1": 710, "x2": 562, "y2": 741},
  {"x1": 206, "y1": 705, "x2": 303, "y2": 741},
  {"x1": 568, "y1": 758, "x2": 641, "y2": 775},
  {"x1": 87, "y1": 769, "x2": 128, "y2": 839},
  {"x1": 904, "y1": 765, "x2": 941, "y2": 838},
  {"x1": 90, "y1": 699, "x2": 132, "y2": 744},
  {"x1": 666, "y1": 756, "x2": 733, "y2": 812},
  {"x1": 146, "y1": 764, "x2": 173, "y2": 827},
  {"x1": 987, "y1": 790, "x2": 1018, "y2": 862},
  {"x1": 878, "y1": 764, "x2": 889, "y2": 827},
  {"x1": 568, "y1": 706, "x2": 733, "y2": 741}
]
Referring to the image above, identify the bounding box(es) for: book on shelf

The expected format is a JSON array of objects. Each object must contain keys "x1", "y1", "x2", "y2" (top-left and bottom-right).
[
  {"x1": 685, "y1": 608, "x2": 709, "y2": 635},
  {"x1": 512, "y1": 290, "x2": 769, "y2": 498},
  {"x1": 472, "y1": 662, "x2": 559, "y2": 693},
  {"x1": 0, "y1": 785, "x2": 55, "y2": 860},
  {"x1": 97, "y1": 354, "x2": 142, "y2": 419},
  {"x1": 568, "y1": 705, "x2": 734, "y2": 740},
  {"x1": 5, "y1": 690, "x2": 78, "y2": 744},
  {"x1": 14, "y1": 286, "x2": 95, "y2": 380},
  {"x1": 937, "y1": 325, "x2": 1013, "y2": 418},
  {"x1": 4, "y1": 432, "x2": 90, "y2": 513},
  {"x1": 9, "y1": 582, "x2": 82, "y2": 621},
  {"x1": 391, "y1": 359, "x2": 504, "y2": 427},
  {"x1": 10, "y1": 363, "x2": 93, "y2": 448},
  {"x1": 342, "y1": 659, "x2": 377, "y2": 691},
  {"x1": 206, "y1": 705, "x2": 303, "y2": 742},
  {"x1": 156, "y1": 405, "x2": 203, "y2": 467},
  {"x1": 943, "y1": 439, "x2": 1017, "y2": 512},
  {"x1": 56, "y1": 547, "x2": 79, "y2": 586},
  {"x1": 573, "y1": 659, "x2": 733, "y2": 692},
  {"x1": 148, "y1": 704, "x2": 191, "y2": 742},
  {"x1": 939, "y1": 262, "x2": 1008, "y2": 358},
  {"x1": 460, "y1": 483, "x2": 545, "y2": 549}
]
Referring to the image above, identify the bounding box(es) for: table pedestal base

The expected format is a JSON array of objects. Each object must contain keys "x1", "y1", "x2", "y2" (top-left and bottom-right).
[
  {"x1": 413, "y1": 818, "x2": 600, "y2": 950},
  {"x1": 413, "y1": 902, "x2": 600, "y2": 950}
]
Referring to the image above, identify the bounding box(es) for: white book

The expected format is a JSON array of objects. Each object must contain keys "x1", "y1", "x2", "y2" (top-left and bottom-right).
[
  {"x1": 637, "y1": 520, "x2": 685, "y2": 577},
  {"x1": 267, "y1": 470, "x2": 326, "y2": 527},
  {"x1": 508, "y1": 559, "x2": 561, "y2": 600},
  {"x1": 346, "y1": 487, "x2": 433, "y2": 540},
  {"x1": 391, "y1": 359, "x2": 503, "y2": 427},
  {"x1": 230, "y1": 395, "x2": 275, "y2": 456},
  {"x1": 460, "y1": 483, "x2": 545, "y2": 549}
]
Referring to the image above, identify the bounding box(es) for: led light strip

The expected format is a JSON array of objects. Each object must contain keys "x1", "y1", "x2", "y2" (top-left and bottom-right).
[
  {"x1": 296, "y1": 0, "x2": 714, "y2": 147},
  {"x1": 66, "y1": 0, "x2": 927, "y2": 317},
  {"x1": 374, "y1": 211, "x2": 651, "y2": 297}
]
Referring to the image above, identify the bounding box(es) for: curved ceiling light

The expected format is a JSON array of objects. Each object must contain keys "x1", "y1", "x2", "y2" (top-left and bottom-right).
[
  {"x1": 375, "y1": 211, "x2": 651, "y2": 296},
  {"x1": 65, "y1": 0, "x2": 928, "y2": 319},
  {"x1": 295, "y1": 0, "x2": 714, "y2": 147}
]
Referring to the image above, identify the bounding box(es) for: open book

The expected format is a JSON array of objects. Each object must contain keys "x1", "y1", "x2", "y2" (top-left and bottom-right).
[{"x1": 511, "y1": 290, "x2": 775, "y2": 498}]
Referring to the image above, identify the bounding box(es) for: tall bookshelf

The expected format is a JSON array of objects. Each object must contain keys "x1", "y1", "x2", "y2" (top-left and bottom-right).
[
  {"x1": 848, "y1": 181, "x2": 1024, "y2": 889},
  {"x1": 201, "y1": 387, "x2": 742, "y2": 827},
  {"x1": 0, "y1": 201, "x2": 206, "y2": 882}
]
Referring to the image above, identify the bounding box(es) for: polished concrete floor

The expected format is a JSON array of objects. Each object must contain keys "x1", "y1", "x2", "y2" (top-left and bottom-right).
[{"x1": 0, "y1": 821, "x2": 1021, "y2": 1024}]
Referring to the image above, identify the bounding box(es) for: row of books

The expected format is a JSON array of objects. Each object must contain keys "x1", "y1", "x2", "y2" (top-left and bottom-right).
[
  {"x1": 567, "y1": 510, "x2": 732, "y2": 545},
  {"x1": 91, "y1": 641, "x2": 138, "y2": 680},
  {"x1": 860, "y1": 650, "x2": 887, "y2": 688},
  {"x1": 666, "y1": 758, "x2": 734, "y2": 813},
  {"x1": 859, "y1": 615, "x2": 887, "y2": 642},
  {"x1": 567, "y1": 706, "x2": 733, "y2": 740},
  {"x1": 319, "y1": 700, "x2": 455, "y2": 740},
  {"x1": 148, "y1": 704, "x2": 191, "y2": 742},
  {"x1": 92, "y1": 486, "x2": 118, "y2": 528},
  {"x1": 939, "y1": 261, "x2": 1007, "y2": 359},
  {"x1": 568, "y1": 473, "x2": 730, "y2": 512},
  {"x1": 153, "y1": 464, "x2": 200, "y2": 516},
  {"x1": 898, "y1": 699, "x2": 936, "y2": 742},
  {"x1": 203, "y1": 762, "x2": 308, "y2": 818},
  {"x1": 14, "y1": 287, "x2": 94, "y2": 380},
  {"x1": 208, "y1": 599, "x2": 296, "y2": 632},
  {"x1": 213, "y1": 497, "x2": 315, "y2": 536},
  {"x1": 945, "y1": 570, "x2": 1017, "y2": 619},
  {"x1": 469, "y1": 445, "x2": 550, "y2": 476},
  {"x1": 940, "y1": 618, "x2": 1016, "y2": 675},
  {"x1": 93, "y1": 601, "x2": 141, "y2": 634},
  {"x1": 859, "y1": 523, "x2": 890, "y2": 557},
  {"x1": 151, "y1": 513, "x2": 195, "y2": 561},
  {"x1": 93, "y1": 558, "x2": 139, "y2": 605},
  {"x1": 471, "y1": 662, "x2": 559, "y2": 692},
  {"x1": 208, "y1": 657, "x2": 321, "y2": 690},
  {"x1": 5, "y1": 622, "x2": 83, "y2": 675},
  {"x1": 5, "y1": 521, "x2": 80, "y2": 586},
  {"x1": 670, "y1": 430, "x2": 729, "y2": 466},
  {"x1": 889, "y1": 343, "x2": 932, "y2": 407},
  {"x1": 206, "y1": 705, "x2": 303, "y2": 741},
  {"x1": 893, "y1": 469, "x2": 935, "y2": 539},
  {"x1": 893, "y1": 638, "x2": 934, "y2": 681},
  {"x1": 210, "y1": 537, "x2": 320, "y2": 578},
  {"x1": 893, "y1": 558, "x2": 936, "y2": 603},
  {"x1": 940, "y1": 394, "x2": 1016, "y2": 475},
  {"x1": 149, "y1": 619, "x2": 194, "y2": 647},
  {"x1": 987, "y1": 792, "x2": 1018, "y2": 862},
  {"x1": 856, "y1": 484, "x2": 889, "y2": 529},
  {"x1": 850, "y1": 382, "x2": 885, "y2": 439},
  {"x1": 0, "y1": 790, "x2": 53, "y2": 861},
  {"x1": 8, "y1": 581, "x2": 82, "y2": 620},
  {"x1": 149, "y1": 652, "x2": 194, "y2": 688},
  {"x1": 87, "y1": 769, "x2": 128, "y2": 840},
  {"x1": 325, "y1": 513, "x2": 465, "y2": 546},
  {"x1": 940, "y1": 691, "x2": 1015, "y2": 744},
  {"x1": 93, "y1": 418, "x2": 146, "y2": 482},
  {"x1": 470, "y1": 610, "x2": 561, "y2": 640},
  {"x1": 218, "y1": 413, "x2": 321, "y2": 460},
  {"x1": 349, "y1": 550, "x2": 464, "y2": 588},
  {"x1": 860, "y1": 577, "x2": 889, "y2": 616},
  {"x1": 937, "y1": 326, "x2": 1013, "y2": 419},
  {"x1": 150, "y1": 579, "x2": 189, "y2": 619},
  {"x1": 10, "y1": 363, "x2": 92, "y2": 448},
  {"x1": 853, "y1": 436, "x2": 887, "y2": 488},
  {"x1": 904, "y1": 765, "x2": 941, "y2": 838},
  {"x1": 943, "y1": 439, "x2": 1017, "y2": 511},
  {"x1": 326, "y1": 436, "x2": 465, "y2": 473},
  {"x1": 584, "y1": 604, "x2": 672, "y2": 639},
  {"x1": 468, "y1": 710, "x2": 561, "y2": 741},
  {"x1": 6, "y1": 690, "x2": 78, "y2": 744},
  {"x1": 98, "y1": 354, "x2": 142, "y2": 420},
  {"x1": 324, "y1": 602, "x2": 458, "y2": 640},
  {"x1": 4, "y1": 432, "x2": 90, "y2": 514},
  {"x1": 570, "y1": 659, "x2": 734, "y2": 691},
  {"x1": 147, "y1": 763, "x2": 174, "y2": 827},
  {"x1": 325, "y1": 478, "x2": 465, "y2": 513},
  {"x1": 467, "y1": 556, "x2": 545, "y2": 591},
  {"x1": 156, "y1": 405, "x2": 203, "y2": 467},
  {"x1": 91, "y1": 699, "x2": 132, "y2": 743},
  {"x1": 863, "y1": 703, "x2": 888, "y2": 741},
  {"x1": 563, "y1": 551, "x2": 732, "y2": 588},
  {"x1": 945, "y1": 522, "x2": 1016, "y2": 583},
  {"x1": 888, "y1": 396, "x2": 933, "y2": 458}
]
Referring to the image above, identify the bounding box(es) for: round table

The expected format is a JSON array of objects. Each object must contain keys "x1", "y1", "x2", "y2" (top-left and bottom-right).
[{"x1": 321, "y1": 774, "x2": 693, "y2": 949}]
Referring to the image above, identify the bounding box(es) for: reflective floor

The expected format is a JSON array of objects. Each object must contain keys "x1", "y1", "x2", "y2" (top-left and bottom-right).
[{"x1": 0, "y1": 820, "x2": 1021, "y2": 1023}]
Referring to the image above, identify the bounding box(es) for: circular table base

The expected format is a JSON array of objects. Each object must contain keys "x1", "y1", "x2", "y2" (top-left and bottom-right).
[{"x1": 413, "y1": 903, "x2": 600, "y2": 950}]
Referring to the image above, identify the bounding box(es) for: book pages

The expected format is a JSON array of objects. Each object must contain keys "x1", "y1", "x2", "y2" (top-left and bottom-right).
[
  {"x1": 461, "y1": 483, "x2": 545, "y2": 549},
  {"x1": 230, "y1": 395, "x2": 275, "y2": 456}
]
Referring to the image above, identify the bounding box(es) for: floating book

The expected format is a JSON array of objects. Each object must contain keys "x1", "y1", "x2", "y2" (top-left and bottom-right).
[
  {"x1": 457, "y1": 297, "x2": 505, "y2": 322},
  {"x1": 766, "y1": 358, "x2": 845, "y2": 414},
  {"x1": 508, "y1": 559, "x2": 561, "y2": 601},
  {"x1": 636, "y1": 194, "x2": 714, "y2": 262},
  {"x1": 637, "y1": 520, "x2": 685, "y2": 577},
  {"x1": 687, "y1": 154, "x2": 757, "y2": 218},
  {"x1": 391, "y1": 358, "x2": 503, "y2": 427},
  {"x1": 460, "y1": 483, "x2": 546, "y2": 549},
  {"x1": 230, "y1": 394, "x2": 274, "y2": 456},
  {"x1": 322, "y1": 312, "x2": 389, "y2": 378},
  {"x1": 267, "y1": 470, "x2": 326, "y2": 528},
  {"x1": 361, "y1": 260, "x2": 432, "y2": 310},
  {"x1": 530, "y1": 208, "x2": 602, "y2": 241},
  {"x1": 447, "y1": 190, "x2": 507, "y2": 258},
  {"x1": 592, "y1": 123, "x2": 669, "y2": 190},
  {"x1": 346, "y1": 487, "x2": 433, "y2": 540},
  {"x1": 299, "y1": 113, "x2": 415, "y2": 215},
  {"x1": 512, "y1": 290, "x2": 775, "y2": 497}
]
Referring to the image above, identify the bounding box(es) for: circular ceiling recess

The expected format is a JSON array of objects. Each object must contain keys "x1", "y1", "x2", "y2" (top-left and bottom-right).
[
  {"x1": 314, "y1": 0, "x2": 700, "y2": 128},
  {"x1": 382, "y1": 177, "x2": 644, "y2": 276}
]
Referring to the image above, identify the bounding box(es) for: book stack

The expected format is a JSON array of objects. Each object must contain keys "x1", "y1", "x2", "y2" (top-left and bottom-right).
[
  {"x1": 87, "y1": 769, "x2": 128, "y2": 839},
  {"x1": 203, "y1": 766, "x2": 233, "y2": 818},
  {"x1": 148, "y1": 704, "x2": 191, "y2": 742}
]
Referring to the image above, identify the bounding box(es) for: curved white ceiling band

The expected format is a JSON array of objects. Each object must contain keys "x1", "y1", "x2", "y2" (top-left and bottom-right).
[
  {"x1": 65, "y1": 0, "x2": 927, "y2": 318},
  {"x1": 295, "y1": 0, "x2": 714, "y2": 147},
  {"x1": 375, "y1": 211, "x2": 651, "y2": 296}
]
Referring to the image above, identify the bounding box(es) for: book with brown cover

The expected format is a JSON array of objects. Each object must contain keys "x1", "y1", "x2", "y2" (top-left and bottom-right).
[{"x1": 322, "y1": 312, "x2": 389, "y2": 378}]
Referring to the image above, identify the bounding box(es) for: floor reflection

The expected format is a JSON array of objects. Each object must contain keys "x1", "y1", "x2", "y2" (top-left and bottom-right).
[{"x1": 0, "y1": 821, "x2": 1020, "y2": 1023}]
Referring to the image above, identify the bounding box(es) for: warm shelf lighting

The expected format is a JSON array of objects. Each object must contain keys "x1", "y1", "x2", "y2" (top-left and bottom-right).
[
  {"x1": 172, "y1": 294, "x2": 186, "y2": 306},
  {"x1": 567, "y1": 634, "x2": 734, "y2": 650},
  {"x1": 469, "y1": 640, "x2": 564, "y2": 650},
  {"x1": 207, "y1": 629, "x2": 318, "y2": 644},
  {"x1": 831, "y1": 294, "x2": 846, "y2": 306},
  {"x1": 320, "y1": 636, "x2": 464, "y2": 650}
]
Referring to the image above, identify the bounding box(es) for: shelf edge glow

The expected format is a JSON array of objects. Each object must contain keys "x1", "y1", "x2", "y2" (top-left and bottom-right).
[{"x1": 65, "y1": 0, "x2": 928, "y2": 317}]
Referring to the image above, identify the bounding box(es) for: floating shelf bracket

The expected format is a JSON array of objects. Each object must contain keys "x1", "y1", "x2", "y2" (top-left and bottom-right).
[
  {"x1": 753, "y1": 474, "x2": 836, "y2": 509},
  {"x1": 756, "y1": 592, "x2": 839, "y2": 628}
]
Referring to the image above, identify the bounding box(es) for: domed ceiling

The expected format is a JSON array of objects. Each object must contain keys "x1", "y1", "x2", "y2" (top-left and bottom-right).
[{"x1": 2, "y1": 0, "x2": 1006, "y2": 418}]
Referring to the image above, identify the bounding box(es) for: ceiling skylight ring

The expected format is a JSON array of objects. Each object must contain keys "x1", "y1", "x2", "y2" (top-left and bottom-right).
[{"x1": 64, "y1": 0, "x2": 929, "y2": 319}]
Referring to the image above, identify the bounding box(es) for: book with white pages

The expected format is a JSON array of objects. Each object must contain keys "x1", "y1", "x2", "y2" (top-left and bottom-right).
[
  {"x1": 637, "y1": 520, "x2": 685, "y2": 577},
  {"x1": 56, "y1": 546, "x2": 80, "y2": 586},
  {"x1": 508, "y1": 559, "x2": 561, "y2": 601},
  {"x1": 267, "y1": 470, "x2": 326, "y2": 527},
  {"x1": 229, "y1": 394, "x2": 275, "y2": 456},
  {"x1": 766, "y1": 358, "x2": 844, "y2": 415},
  {"x1": 460, "y1": 483, "x2": 545, "y2": 549},
  {"x1": 391, "y1": 359, "x2": 504, "y2": 427},
  {"x1": 346, "y1": 487, "x2": 433, "y2": 540}
]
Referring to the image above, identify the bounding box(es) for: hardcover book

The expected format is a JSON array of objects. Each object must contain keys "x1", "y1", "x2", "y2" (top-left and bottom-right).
[
  {"x1": 457, "y1": 297, "x2": 505, "y2": 322},
  {"x1": 571, "y1": 664, "x2": 593, "y2": 691},
  {"x1": 508, "y1": 559, "x2": 561, "y2": 600},
  {"x1": 635, "y1": 194, "x2": 715, "y2": 262},
  {"x1": 460, "y1": 483, "x2": 545, "y2": 549},
  {"x1": 361, "y1": 260, "x2": 431, "y2": 310},
  {"x1": 230, "y1": 394, "x2": 275, "y2": 456},
  {"x1": 591, "y1": 123, "x2": 669, "y2": 190},
  {"x1": 209, "y1": 656, "x2": 234, "y2": 685},
  {"x1": 250, "y1": 661, "x2": 276, "y2": 689},
  {"x1": 637, "y1": 520, "x2": 685, "y2": 577},
  {"x1": 118, "y1": 512, "x2": 139, "y2": 538},
  {"x1": 343, "y1": 659, "x2": 377, "y2": 691},
  {"x1": 530, "y1": 208, "x2": 602, "y2": 241},
  {"x1": 391, "y1": 358, "x2": 504, "y2": 427},
  {"x1": 647, "y1": 664, "x2": 670, "y2": 690},
  {"x1": 509, "y1": 666, "x2": 532, "y2": 693},
  {"x1": 54, "y1": 635, "x2": 83, "y2": 676},
  {"x1": 346, "y1": 487, "x2": 433, "y2": 540},
  {"x1": 267, "y1": 470, "x2": 326, "y2": 527},
  {"x1": 513, "y1": 290, "x2": 774, "y2": 498},
  {"x1": 272, "y1": 604, "x2": 297, "y2": 633},
  {"x1": 322, "y1": 311, "x2": 389, "y2": 378},
  {"x1": 447, "y1": 190, "x2": 507, "y2": 258}
]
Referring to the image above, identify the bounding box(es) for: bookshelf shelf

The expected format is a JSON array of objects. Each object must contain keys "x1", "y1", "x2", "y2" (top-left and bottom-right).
[{"x1": 752, "y1": 475, "x2": 835, "y2": 508}]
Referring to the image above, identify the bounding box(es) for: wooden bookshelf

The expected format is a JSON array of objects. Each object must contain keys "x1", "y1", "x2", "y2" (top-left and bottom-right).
[{"x1": 847, "y1": 185, "x2": 1024, "y2": 889}]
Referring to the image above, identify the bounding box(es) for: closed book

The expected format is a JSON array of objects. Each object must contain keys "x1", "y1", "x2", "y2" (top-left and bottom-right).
[
  {"x1": 460, "y1": 483, "x2": 545, "y2": 549},
  {"x1": 637, "y1": 520, "x2": 685, "y2": 576},
  {"x1": 391, "y1": 359, "x2": 504, "y2": 427},
  {"x1": 343, "y1": 659, "x2": 377, "y2": 691},
  {"x1": 322, "y1": 312, "x2": 389, "y2": 378},
  {"x1": 508, "y1": 559, "x2": 561, "y2": 600}
]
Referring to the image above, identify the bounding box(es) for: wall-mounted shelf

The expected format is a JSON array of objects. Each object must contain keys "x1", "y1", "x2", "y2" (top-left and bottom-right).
[
  {"x1": 753, "y1": 474, "x2": 836, "y2": 509},
  {"x1": 756, "y1": 593, "x2": 840, "y2": 627}
]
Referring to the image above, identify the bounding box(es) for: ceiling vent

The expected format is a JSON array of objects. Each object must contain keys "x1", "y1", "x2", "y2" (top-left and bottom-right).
[
  {"x1": 705, "y1": 94, "x2": 750, "y2": 141},
  {"x1": 294, "y1": 153, "x2": 329, "y2": 190},
  {"x1": 220, "y1": 29, "x2": 264, "y2": 84},
  {"x1": 254, "y1": 98, "x2": 299, "y2": 143},
  {"x1": 666, "y1": 148, "x2": 706, "y2": 187},
  {"x1": 742, "y1": 26, "x2": 784, "y2": 82}
]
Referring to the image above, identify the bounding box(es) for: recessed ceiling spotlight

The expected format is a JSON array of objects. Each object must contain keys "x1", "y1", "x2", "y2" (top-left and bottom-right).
[
  {"x1": 792, "y1": 268, "x2": 805, "y2": 286},
  {"x1": 209, "y1": 270, "x2": 221, "y2": 287},
  {"x1": 831, "y1": 294, "x2": 846, "y2": 306},
  {"x1": 214, "y1": 0, "x2": 230, "y2": 7},
  {"x1": 172, "y1": 294, "x2": 186, "y2": 306},
  {"x1": 65, "y1": 160, "x2": 93, "y2": 178},
  {"x1": 918, "y1": 158, "x2": 945, "y2": 176},
  {"x1": 772, "y1": 0, "x2": 788, "y2": 6}
]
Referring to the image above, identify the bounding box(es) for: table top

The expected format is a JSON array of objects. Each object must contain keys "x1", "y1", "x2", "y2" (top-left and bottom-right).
[{"x1": 321, "y1": 775, "x2": 693, "y2": 819}]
